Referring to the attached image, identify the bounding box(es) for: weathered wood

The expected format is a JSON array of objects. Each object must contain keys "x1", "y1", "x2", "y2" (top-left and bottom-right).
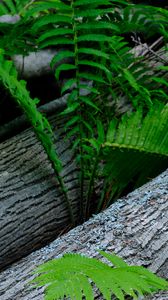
[
  {"x1": 0, "y1": 169, "x2": 167, "y2": 299},
  {"x1": 0, "y1": 115, "x2": 80, "y2": 270},
  {"x1": 12, "y1": 49, "x2": 57, "y2": 79}
]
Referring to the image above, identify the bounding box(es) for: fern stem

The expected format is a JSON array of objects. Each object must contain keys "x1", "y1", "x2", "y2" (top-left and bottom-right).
[
  {"x1": 71, "y1": 0, "x2": 84, "y2": 221},
  {"x1": 85, "y1": 152, "x2": 100, "y2": 220}
]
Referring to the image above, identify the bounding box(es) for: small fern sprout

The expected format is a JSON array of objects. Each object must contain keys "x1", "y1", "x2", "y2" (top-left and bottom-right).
[{"x1": 31, "y1": 250, "x2": 168, "y2": 300}]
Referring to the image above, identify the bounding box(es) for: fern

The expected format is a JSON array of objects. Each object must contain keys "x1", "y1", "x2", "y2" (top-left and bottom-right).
[
  {"x1": 25, "y1": 0, "x2": 117, "y2": 219},
  {"x1": 25, "y1": 0, "x2": 163, "y2": 218},
  {"x1": 0, "y1": 20, "x2": 36, "y2": 56},
  {"x1": 0, "y1": 0, "x2": 168, "y2": 221},
  {"x1": 96, "y1": 103, "x2": 168, "y2": 210},
  {"x1": 31, "y1": 250, "x2": 168, "y2": 300},
  {"x1": 108, "y1": 4, "x2": 168, "y2": 40},
  {"x1": 0, "y1": 0, "x2": 32, "y2": 16},
  {"x1": 0, "y1": 6, "x2": 168, "y2": 297},
  {"x1": 0, "y1": 50, "x2": 75, "y2": 224}
]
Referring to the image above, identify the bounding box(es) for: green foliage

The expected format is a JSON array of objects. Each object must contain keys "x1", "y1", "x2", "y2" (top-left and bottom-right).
[
  {"x1": 31, "y1": 250, "x2": 168, "y2": 300},
  {"x1": 112, "y1": 4, "x2": 168, "y2": 39},
  {"x1": 0, "y1": 50, "x2": 75, "y2": 224},
  {"x1": 0, "y1": 0, "x2": 32, "y2": 16},
  {"x1": 0, "y1": 1, "x2": 36, "y2": 55},
  {"x1": 0, "y1": 19, "x2": 36, "y2": 56},
  {"x1": 98, "y1": 103, "x2": 168, "y2": 210},
  {"x1": 0, "y1": 0, "x2": 168, "y2": 221},
  {"x1": 0, "y1": 2, "x2": 168, "y2": 297},
  {"x1": 23, "y1": 0, "x2": 168, "y2": 219}
]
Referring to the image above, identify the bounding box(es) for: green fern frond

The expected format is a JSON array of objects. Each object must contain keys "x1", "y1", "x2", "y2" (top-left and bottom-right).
[
  {"x1": 27, "y1": 0, "x2": 116, "y2": 218},
  {"x1": 113, "y1": 4, "x2": 168, "y2": 39},
  {"x1": 105, "y1": 104, "x2": 168, "y2": 156},
  {"x1": 1, "y1": 0, "x2": 167, "y2": 223},
  {"x1": 25, "y1": 0, "x2": 71, "y2": 18},
  {"x1": 96, "y1": 103, "x2": 168, "y2": 210},
  {"x1": 75, "y1": 8, "x2": 114, "y2": 18},
  {"x1": 74, "y1": 0, "x2": 111, "y2": 6},
  {"x1": 0, "y1": 0, "x2": 31, "y2": 16},
  {"x1": 0, "y1": 0, "x2": 17, "y2": 15},
  {"x1": 38, "y1": 28, "x2": 74, "y2": 42},
  {"x1": 32, "y1": 15, "x2": 72, "y2": 32},
  {"x1": 0, "y1": 51, "x2": 75, "y2": 224},
  {"x1": 79, "y1": 72, "x2": 107, "y2": 84},
  {"x1": 77, "y1": 21, "x2": 119, "y2": 32},
  {"x1": 0, "y1": 54, "x2": 61, "y2": 171},
  {"x1": 31, "y1": 251, "x2": 168, "y2": 300},
  {"x1": 50, "y1": 50, "x2": 75, "y2": 68},
  {"x1": 78, "y1": 47, "x2": 109, "y2": 59}
]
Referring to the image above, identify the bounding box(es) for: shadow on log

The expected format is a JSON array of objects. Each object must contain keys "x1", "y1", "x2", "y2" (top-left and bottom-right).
[{"x1": 0, "y1": 169, "x2": 167, "y2": 299}]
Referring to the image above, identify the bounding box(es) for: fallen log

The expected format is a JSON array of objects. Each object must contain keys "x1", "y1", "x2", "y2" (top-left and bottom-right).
[
  {"x1": 0, "y1": 114, "x2": 80, "y2": 270},
  {"x1": 0, "y1": 82, "x2": 91, "y2": 142},
  {"x1": 0, "y1": 94, "x2": 68, "y2": 142},
  {"x1": 0, "y1": 169, "x2": 167, "y2": 299}
]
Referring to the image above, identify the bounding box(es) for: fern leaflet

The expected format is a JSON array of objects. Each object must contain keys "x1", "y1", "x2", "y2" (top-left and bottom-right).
[{"x1": 31, "y1": 250, "x2": 168, "y2": 300}]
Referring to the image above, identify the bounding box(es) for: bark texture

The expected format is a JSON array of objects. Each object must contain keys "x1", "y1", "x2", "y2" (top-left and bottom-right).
[
  {"x1": 0, "y1": 169, "x2": 167, "y2": 300},
  {"x1": 0, "y1": 115, "x2": 80, "y2": 270}
]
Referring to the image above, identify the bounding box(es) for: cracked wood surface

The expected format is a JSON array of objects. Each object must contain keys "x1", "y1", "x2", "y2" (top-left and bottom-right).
[
  {"x1": 0, "y1": 115, "x2": 79, "y2": 270},
  {"x1": 0, "y1": 169, "x2": 167, "y2": 299}
]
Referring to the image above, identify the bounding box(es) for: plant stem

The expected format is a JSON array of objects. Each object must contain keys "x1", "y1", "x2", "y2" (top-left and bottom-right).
[
  {"x1": 85, "y1": 152, "x2": 100, "y2": 220},
  {"x1": 71, "y1": 0, "x2": 84, "y2": 221}
]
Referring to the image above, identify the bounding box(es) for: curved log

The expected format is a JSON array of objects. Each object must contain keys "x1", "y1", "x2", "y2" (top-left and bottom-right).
[
  {"x1": 0, "y1": 115, "x2": 80, "y2": 270},
  {"x1": 0, "y1": 169, "x2": 167, "y2": 299},
  {"x1": 0, "y1": 94, "x2": 68, "y2": 142}
]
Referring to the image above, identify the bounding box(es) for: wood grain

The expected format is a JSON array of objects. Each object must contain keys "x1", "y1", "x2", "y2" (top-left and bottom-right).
[{"x1": 0, "y1": 169, "x2": 167, "y2": 299}]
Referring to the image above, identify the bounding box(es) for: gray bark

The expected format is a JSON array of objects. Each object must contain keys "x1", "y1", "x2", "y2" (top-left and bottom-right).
[
  {"x1": 12, "y1": 49, "x2": 58, "y2": 79},
  {"x1": 0, "y1": 14, "x2": 20, "y2": 23},
  {"x1": 0, "y1": 115, "x2": 80, "y2": 270},
  {"x1": 0, "y1": 169, "x2": 167, "y2": 299}
]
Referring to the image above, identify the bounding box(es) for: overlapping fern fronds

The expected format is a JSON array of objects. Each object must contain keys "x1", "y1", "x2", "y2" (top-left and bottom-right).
[
  {"x1": 0, "y1": 0, "x2": 167, "y2": 221},
  {"x1": 0, "y1": 0, "x2": 32, "y2": 16},
  {"x1": 26, "y1": 0, "x2": 121, "y2": 218},
  {"x1": 25, "y1": 0, "x2": 168, "y2": 219},
  {"x1": 0, "y1": 0, "x2": 36, "y2": 56},
  {"x1": 31, "y1": 250, "x2": 168, "y2": 300},
  {"x1": 108, "y1": 3, "x2": 168, "y2": 40}
]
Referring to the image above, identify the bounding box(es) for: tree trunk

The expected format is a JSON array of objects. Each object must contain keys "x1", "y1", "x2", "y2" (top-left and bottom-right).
[
  {"x1": 0, "y1": 115, "x2": 80, "y2": 270},
  {"x1": 0, "y1": 169, "x2": 167, "y2": 299}
]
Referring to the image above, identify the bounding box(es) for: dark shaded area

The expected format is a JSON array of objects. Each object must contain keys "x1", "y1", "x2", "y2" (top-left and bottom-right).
[
  {"x1": 132, "y1": 0, "x2": 168, "y2": 7},
  {"x1": 0, "y1": 84, "x2": 22, "y2": 125},
  {"x1": 0, "y1": 74, "x2": 61, "y2": 126},
  {"x1": 26, "y1": 74, "x2": 60, "y2": 105}
]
